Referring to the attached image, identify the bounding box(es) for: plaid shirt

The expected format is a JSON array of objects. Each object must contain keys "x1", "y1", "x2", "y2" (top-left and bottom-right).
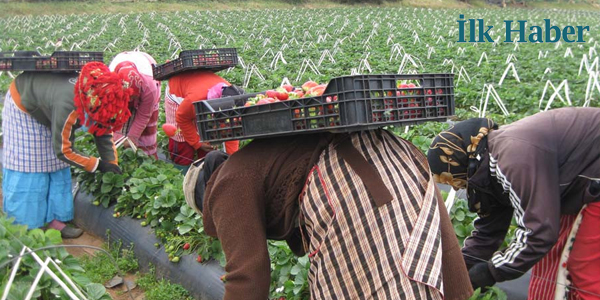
[{"x1": 2, "y1": 90, "x2": 70, "y2": 173}]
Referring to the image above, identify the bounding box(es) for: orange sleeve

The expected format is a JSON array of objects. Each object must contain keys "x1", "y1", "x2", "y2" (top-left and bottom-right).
[
  {"x1": 224, "y1": 140, "x2": 239, "y2": 154},
  {"x1": 174, "y1": 71, "x2": 230, "y2": 149},
  {"x1": 176, "y1": 95, "x2": 203, "y2": 149},
  {"x1": 54, "y1": 111, "x2": 99, "y2": 172}
]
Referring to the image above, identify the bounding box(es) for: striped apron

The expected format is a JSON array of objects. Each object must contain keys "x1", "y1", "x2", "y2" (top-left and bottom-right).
[
  {"x1": 164, "y1": 85, "x2": 186, "y2": 143},
  {"x1": 2, "y1": 90, "x2": 70, "y2": 173},
  {"x1": 114, "y1": 99, "x2": 159, "y2": 157},
  {"x1": 299, "y1": 130, "x2": 443, "y2": 300}
]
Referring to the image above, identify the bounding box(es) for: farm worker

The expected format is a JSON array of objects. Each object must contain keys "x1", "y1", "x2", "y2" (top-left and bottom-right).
[
  {"x1": 108, "y1": 51, "x2": 162, "y2": 158},
  {"x1": 184, "y1": 130, "x2": 474, "y2": 300},
  {"x1": 164, "y1": 69, "x2": 242, "y2": 172},
  {"x1": 2, "y1": 62, "x2": 136, "y2": 238},
  {"x1": 426, "y1": 107, "x2": 600, "y2": 300}
]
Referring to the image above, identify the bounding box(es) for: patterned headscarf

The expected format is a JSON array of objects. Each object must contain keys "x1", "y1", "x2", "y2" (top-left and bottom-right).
[
  {"x1": 114, "y1": 61, "x2": 142, "y2": 108},
  {"x1": 74, "y1": 62, "x2": 133, "y2": 136},
  {"x1": 427, "y1": 118, "x2": 498, "y2": 191}
]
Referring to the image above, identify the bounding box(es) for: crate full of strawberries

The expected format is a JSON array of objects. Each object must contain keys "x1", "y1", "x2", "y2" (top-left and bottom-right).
[
  {"x1": 0, "y1": 51, "x2": 103, "y2": 72},
  {"x1": 194, "y1": 73, "x2": 454, "y2": 143},
  {"x1": 153, "y1": 48, "x2": 238, "y2": 81}
]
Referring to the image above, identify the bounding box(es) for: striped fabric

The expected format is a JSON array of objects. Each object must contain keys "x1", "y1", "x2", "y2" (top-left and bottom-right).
[
  {"x1": 528, "y1": 215, "x2": 577, "y2": 300},
  {"x1": 489, "y1": 153, "x2": 532, "y2": 268},
  {"x1": 2, "y1": 90, "x2": 70, "y2": 173},
  {"x1": 164, "y1": 85, "x2": 186, "y2": 142},
  {"x1": 299, "y1": 130, "x2": 443, "y2": 300},
  {"x1": 114, "y1": 100, "x2": 159, "y2": 157}
]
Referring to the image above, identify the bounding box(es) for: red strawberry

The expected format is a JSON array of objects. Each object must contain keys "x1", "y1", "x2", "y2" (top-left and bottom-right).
[
  {"x1": 196, "y1": 255, "x2": 203, "y2": 263},
  {"x1": 257, "y1": 99, "x2": 271, "y2": 105},
  {"x1": 276, "y1": 92, "x2": 289, "y2": 101},
  {"x1": 183, "y1": 243, "x2": 190, "y2": 250},
  {"x1": 162, "y1": 124, "x2": 178, "y2": 137},
  {"x1": 220, "y1": 274, "x2": 227, "y2": 282},
  {"x1": 266, "y1": 90, "x2": 278, "y2": 98},
  {"x1": 282, "y1": 84, "x2": 294, "y2": 92}
]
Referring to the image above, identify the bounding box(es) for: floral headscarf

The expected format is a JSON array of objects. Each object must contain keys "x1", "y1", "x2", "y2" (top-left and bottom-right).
[
  {"x1": 427, "y1": 118, "x2": 498, "y2": 213},
  {"x1": 73, "y1": 62, "x2": 134, "y2": 136}
]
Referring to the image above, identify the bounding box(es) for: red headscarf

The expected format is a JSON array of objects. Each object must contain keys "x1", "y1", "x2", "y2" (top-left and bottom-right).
[
  {"x1": 73, "y1": 62, "x2": 133, "y2": 136},
  {"x1": 114, "y1": 61, "x2": 142, "y2": 97}
]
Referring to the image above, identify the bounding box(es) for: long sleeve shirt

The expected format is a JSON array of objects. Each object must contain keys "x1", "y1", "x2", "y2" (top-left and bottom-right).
[
  {"x1": 10, "y1": 72, "x2": 118, "y2": 172},
  {"x1": 114, "y1": 72, "x2": 161, "y2": 156},
  {"x1": 167, "y1": 70, "x2": 238, "y2": 154},
  {"x1": 463, "y1": 107, "x2": 600, "y2": 282},
  {"x1": 202, "y1": 132, "x2": 473, "y2": 300}
]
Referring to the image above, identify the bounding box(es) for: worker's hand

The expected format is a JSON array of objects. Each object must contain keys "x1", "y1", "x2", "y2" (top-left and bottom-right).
[
  {"x1": 469, "y1": 262, "x2": 496, "y2": 292},
  {"x1": 97, "y1": 160, "x2": 123, "y2": 174},
  {"x1": 122, "y1": 139, "x2": 131, "y2": 149},
  {"x1": 199, "y1": 142, "x2": 214, "y2": 153}
]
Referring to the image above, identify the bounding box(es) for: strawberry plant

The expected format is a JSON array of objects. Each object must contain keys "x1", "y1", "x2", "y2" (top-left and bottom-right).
[
  {"x1": 0, "y1": 216, "x2": 112, "y2": 300},
  {"x1": 268, "y1": 241, "x2": 310, "y2": 300},
  {"x1": 5, "y1": 5, "x2": 598, "y2": 299}
]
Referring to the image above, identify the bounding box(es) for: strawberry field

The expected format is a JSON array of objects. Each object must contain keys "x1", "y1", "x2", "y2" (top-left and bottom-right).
[{"x1": 1, "y1": 5, "x2": 600, "y2": 300}]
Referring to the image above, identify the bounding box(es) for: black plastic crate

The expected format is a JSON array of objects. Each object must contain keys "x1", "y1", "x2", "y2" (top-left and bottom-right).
[
  {"x1": 153, "y1": 48, "x2": 238, "y2": 81},
  {"x1": 0, "y1": 51, "x2": 103, "y2": 72},
  {"x1": 194, "y1": 74, "x2": 454, "y2": 143}
]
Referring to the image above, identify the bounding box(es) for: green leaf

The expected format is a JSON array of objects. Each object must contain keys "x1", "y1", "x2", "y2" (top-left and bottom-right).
[
  {"x1": 44, "y1": 229, "x2": 62, "y2": 245},
  {"x1": 455, "y1": 210, "x2": 466, "y2": 222},
  {"x1": 62, "y1": 256, "x2": 86, "y2": 273},
  {"x1": 290, "y1": 265, "x2": 302, "y2": 276},
  {"x1": 86, "y1": 283, "x2": 107, "y2": 300},
  {"x1": 178, "y1": 224, "x2": 193, "y2": 235},
  {"x1": 101, "y1": 183, "x2": 113, "y2": 194},
  {"x1": 174, "y1": 214, "x2": 187, "y2": 222},
  {"x1": 27, "y1": 228, "x2": 46, "y2": 242},
  {"x1": 102, "y1": 173, "x2": 114, "y2": 183}
]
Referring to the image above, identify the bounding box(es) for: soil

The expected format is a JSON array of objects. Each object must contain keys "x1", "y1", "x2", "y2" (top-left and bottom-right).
[{"x1": 63, "y1": 232, "x2": 146, "y2": 300}]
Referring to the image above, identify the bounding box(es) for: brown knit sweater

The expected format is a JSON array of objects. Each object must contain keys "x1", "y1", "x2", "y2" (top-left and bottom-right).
[{"x1": 203, "y1": 133, "x2": 473, "y2": 300}]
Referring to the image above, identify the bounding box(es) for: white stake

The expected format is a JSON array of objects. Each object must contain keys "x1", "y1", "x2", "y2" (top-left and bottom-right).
[
  {"x1": 260, "y1": 48, "x2": 274, "y2": 60},
  {"x1": 478, "y1": 52, "x2": 488, "y2": 67},
  {"x1": 473, "y1": 84, "x2": 510, "y2": 117},
  {"x1": 318, "y1": 49, "x2": 336, "y2": 66},
  {"x1": 280, "y1": 77, "x2": 292, "y2": 87},
  {"x1": 457, "y1": 66, "x2": 472, "y2": 85},
  {"x1": 539, "y1": 80, "x2": 572, "y2": 111},
  {"x1": 579, "y1": 54, "x2": 599, "y2": 76},
  {"x1": 389, "y1": 43, "x2": 405, "y2": 62},
  {"x1": 583, "y1": 72, "x2": 600, "y2": 107},
  {"x1": 543, "y1": 68, "x2": 552, "y2": 79},
  {"x1": 505, "y1": 53, "x2": 517, "y2": 64},
  {"x1": 427, "y1": 46, "x2": 436, "y2": 59},
  {"x1": 270, "y1": 51, "x2": 287, "y2": 69},
  {"x1": 564, "y1": 47, "x2": 574, "y2": 58},
  {"x1": 498, "y1": 62, "x2": 520, "y2": 85}
]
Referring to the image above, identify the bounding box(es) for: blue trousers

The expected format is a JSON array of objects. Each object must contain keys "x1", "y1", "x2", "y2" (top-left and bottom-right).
[{"x1": 2, "y1": 167, "x2": 73, "y2": 229}]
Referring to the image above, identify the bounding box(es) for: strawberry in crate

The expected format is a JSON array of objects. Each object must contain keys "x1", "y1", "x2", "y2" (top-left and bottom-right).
[{"x1": 243, "y1": 80, "x2": 332, "y2": 107}]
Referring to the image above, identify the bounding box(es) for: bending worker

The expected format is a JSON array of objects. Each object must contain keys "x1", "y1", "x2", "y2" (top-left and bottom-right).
[
  {"x1": 427, "y1": 107, "x2": 600, "y2": 300},
  {"x1": 109, "y1": 51, "x2": 162, "y2": 158},
  {"x1": 185, "y1": 130, "x2": 474, "y2": 300},
  {"x1": 2, "y1": 62, "x2": 135, "y2": 238}
]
